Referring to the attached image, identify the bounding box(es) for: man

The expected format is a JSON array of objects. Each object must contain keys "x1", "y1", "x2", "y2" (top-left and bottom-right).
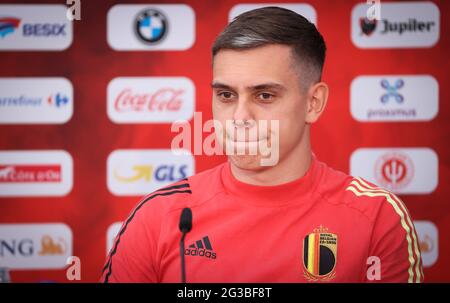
[{"x1": 101, "y1": 7, "x2": 423, "y2": 283}]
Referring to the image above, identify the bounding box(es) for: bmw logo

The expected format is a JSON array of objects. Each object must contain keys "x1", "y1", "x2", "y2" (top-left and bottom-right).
[{"x1": 135, "y1": 9, "x2": 168, "y2": 44}]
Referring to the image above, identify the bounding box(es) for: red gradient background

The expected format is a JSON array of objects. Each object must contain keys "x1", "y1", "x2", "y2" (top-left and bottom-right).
[{"x1": 0, "y1": 0, "x2": 449, "y2": 282}]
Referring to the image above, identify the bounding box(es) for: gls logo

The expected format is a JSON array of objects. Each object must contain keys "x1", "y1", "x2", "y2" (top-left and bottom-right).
[
  {"x1": 107, "y1": 149, "x2": 194, "y2": 196},
  {"x1": 113, "y1": 164, "x2": 189, "y2": 183}
]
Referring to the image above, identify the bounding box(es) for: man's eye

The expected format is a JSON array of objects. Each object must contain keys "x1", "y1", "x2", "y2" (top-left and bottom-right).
[
  {"x1": 217, "y1": 92, "x2": 234, "y2": 100},
  {"x1": 258, "y1": 93, "x2": 274, "y2": 101}
]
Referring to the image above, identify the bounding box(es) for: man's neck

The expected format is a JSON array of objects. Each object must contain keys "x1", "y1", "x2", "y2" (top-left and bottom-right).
[{"x1": 229, "y1": 137, "x2": 312, "y2": 186}]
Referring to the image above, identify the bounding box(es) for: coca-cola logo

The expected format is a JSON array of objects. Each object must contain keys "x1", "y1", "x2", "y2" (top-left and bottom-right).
[{"x1": 114, "y1": 88, "x2": 184, "y2": 112}]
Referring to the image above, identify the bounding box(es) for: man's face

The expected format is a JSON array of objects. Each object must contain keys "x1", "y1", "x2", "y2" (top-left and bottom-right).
[{"x1": 212, "y1": 44, "x2": 309, "y2": 171}]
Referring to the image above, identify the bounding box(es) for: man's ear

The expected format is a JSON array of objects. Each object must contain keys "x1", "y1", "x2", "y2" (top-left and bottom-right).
[{"x1": 305, "y1": 82, "x2": 329, "y2": 124}]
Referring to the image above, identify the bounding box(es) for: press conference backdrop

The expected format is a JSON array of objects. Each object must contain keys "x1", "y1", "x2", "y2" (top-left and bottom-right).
[{"x1": 0, "y1": 0, "x2": 448, "y2": 282}]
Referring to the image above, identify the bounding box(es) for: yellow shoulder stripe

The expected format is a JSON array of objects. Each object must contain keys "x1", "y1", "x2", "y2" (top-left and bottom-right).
[{"x1": 346, "y1": 177, "x2": 422, "y2": 283}]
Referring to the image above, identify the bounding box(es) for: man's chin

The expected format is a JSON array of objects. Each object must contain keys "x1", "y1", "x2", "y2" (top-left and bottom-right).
[{"x1": 229, "y1": 154, "x2": 266, "y2": 171}]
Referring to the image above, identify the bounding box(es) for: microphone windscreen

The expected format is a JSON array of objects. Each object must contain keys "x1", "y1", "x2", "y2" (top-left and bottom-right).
[{"x1": 179, "y1": 208, "x2": 192, "y2": 233}]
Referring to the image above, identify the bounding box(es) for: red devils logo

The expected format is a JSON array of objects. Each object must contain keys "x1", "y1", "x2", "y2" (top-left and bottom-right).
[{"x1": 360, "y1": 17, "x2": 377, "y2": 36}]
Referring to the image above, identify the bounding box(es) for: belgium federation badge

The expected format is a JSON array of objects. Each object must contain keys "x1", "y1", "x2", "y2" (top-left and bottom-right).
[{"x1": 303, "y1": 225, "x2": 337, "y2": 281}]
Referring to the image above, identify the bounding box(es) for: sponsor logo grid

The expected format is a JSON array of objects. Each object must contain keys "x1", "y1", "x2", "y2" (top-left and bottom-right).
[{"x1": 0, "y1": 1, "x2": 445, "y2": 281}]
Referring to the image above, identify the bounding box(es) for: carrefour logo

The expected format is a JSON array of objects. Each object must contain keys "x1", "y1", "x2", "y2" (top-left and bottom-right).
[
  {"x1": 0, "y1": 78, "x2": 73, "y2": 124},
  {"x1": 107, "y1": 149, "x2": 194, "y2": 196},
  {"x1": 48, "y1": 93, "x2": 70, "y2": 108}
]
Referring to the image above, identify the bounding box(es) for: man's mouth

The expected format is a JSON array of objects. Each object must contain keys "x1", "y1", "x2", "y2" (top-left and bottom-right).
[{"x1": 226, "y1": 136, "x2": 267, "y2": 143}]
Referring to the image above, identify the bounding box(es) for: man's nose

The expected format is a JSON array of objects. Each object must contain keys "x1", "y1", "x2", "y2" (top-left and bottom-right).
[{"x1": 232, "y1": 96, "x2": 254, "y2": 126}]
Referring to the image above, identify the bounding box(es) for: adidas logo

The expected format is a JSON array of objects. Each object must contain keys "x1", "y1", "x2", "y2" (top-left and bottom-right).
[{"x1": 184, "y1": 236, "x2": 217, "y2": 259}]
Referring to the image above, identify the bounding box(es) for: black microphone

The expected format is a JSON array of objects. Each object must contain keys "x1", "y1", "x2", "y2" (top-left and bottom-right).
[{"x1": 179, "y1": 208, "x2": 192, "y2": 283}]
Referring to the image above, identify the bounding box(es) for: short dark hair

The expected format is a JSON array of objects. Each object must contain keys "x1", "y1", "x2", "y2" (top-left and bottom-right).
[{"x1": 212, "y1": 6, "x2": 326, "y2": 89}]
